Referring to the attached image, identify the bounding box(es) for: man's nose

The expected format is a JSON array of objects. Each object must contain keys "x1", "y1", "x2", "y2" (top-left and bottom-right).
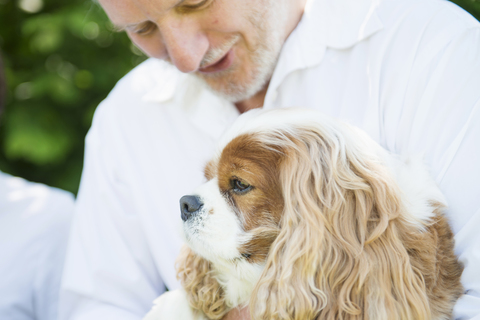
[
  {"x1": 180, "y1": 195, "x2": 204, "y2": 221},
  {"x1": 161, "y1": 20, "x2": 208, "y2": 73}
]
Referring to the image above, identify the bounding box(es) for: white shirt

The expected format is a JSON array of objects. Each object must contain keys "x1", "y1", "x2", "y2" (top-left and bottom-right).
[
  {"x1": 0, "y1": 172, "x2": 74, "y2": 320},
  {"x1": 60, "y1": 0, "x2": 480, "y2": 319}
]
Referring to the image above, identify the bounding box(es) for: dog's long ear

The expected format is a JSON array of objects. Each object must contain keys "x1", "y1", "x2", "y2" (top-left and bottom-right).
[
  {"x1": 176, "y1": 245, "x2": 228, "y2": 319},
  {"x1": 250, "y1": 126, "x2": 431, "y2": 320}
]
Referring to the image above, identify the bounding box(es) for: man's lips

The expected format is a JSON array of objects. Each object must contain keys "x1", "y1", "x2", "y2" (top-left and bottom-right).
[{"x1": 198, "y1": 49, "x2": 234, "y2": 74}]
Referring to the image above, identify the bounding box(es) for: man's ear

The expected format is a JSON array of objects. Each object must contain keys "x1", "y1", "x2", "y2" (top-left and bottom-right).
[{"x1": 176, "y1": 245, "x2": 228, "y2": 320}]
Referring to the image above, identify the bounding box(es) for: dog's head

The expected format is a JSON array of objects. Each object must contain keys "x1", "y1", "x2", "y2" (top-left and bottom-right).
[
  {"x1": 177, "y1": 108, "x2": 434, "y2": 320},
  {"x1": 180, "y1": 129, "x2": 284, "y2": 265}
]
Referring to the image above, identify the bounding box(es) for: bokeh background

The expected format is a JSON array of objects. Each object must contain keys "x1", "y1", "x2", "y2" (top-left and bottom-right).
[
  {"x1": 0, "y1": 0, "x2": 147, "y2": 194},
  {"x1": 0, "y1": 0, "x2": 479, "y2": 195}
]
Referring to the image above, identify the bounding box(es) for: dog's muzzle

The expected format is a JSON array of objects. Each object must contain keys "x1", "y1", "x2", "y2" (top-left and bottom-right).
[{"x1": 180, "y1": 195, "x2": 204, "y2": 222}]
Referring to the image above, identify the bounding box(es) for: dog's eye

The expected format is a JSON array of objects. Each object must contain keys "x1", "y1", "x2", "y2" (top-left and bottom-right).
[{"x1": 231, "y1": 178, "x2": 252, "y2": 193}]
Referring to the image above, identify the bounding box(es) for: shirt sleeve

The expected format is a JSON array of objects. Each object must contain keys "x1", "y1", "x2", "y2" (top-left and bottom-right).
[
  {"x1": 392, "y1": 23, "x2": 480, "y2": 319},
  {"x1": 438, "y1": 86, "x2": 480, "y2": 319},
  {"x1": 59, "y1": 101, "x2": 166, "y2": 320},
  {"x1": 33, "y1": 191, "x2": 74, "y2": 320}
]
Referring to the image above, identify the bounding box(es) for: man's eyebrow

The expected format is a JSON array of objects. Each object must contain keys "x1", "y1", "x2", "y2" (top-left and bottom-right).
[
  {"x1": 111, "y1": 0, "x2": 190, "y2": 32},
  {"x1": 111, "y1": 20, "x2": 152, "y2": 32},
  {"x1": 174, "y1": 0, "x2": 188, "y2": 7},
  {"x1": 111, "y1": 23, "x2": 128, "y2": 32},
  {"x1": 111, "y1": 22, "x2": 140, "y2": 32}
]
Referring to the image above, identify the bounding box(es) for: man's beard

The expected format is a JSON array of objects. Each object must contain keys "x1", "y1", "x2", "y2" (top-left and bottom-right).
[{"x1": 195, "y1": 2, "x2": 287, "y2": 104}]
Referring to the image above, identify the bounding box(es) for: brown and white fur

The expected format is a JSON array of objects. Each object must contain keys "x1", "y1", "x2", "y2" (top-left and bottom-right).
[{"x1": 144, "y1": 108, "x2": 463, "y2": 320}]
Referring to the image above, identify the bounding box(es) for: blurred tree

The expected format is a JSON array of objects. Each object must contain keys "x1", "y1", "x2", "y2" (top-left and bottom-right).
[
  {"x1": 0, "y1": 0, "x2": 146, "y2": 194},
  {"x1": 0, "y1": 0, "x2": 478, "y2": 195}
]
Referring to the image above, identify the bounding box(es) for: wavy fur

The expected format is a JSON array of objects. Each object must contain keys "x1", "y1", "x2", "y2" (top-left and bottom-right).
[
  {"x1": 248, "y1": 125, "x2": 461, "y2": 319},
  {"x1": 176, "y1": 109, "x2": 463, "y2": 320},
  {"x1": 176, "y1": 246, "x2": 229, "y2": 320}
]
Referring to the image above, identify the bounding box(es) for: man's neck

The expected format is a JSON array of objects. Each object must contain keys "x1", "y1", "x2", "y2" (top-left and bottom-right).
[
  {"x1": 234, "y1": 86, "x2": 268, "y2": 114},
  {"x1": 234, "y1": 0, "x2": 308, "y2": 115}
]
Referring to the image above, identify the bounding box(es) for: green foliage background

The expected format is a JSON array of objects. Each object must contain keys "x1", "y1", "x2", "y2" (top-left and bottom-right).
[
  {"x1": 0, "y1": 0, "x2": 479, "y2": 195},
  {"x1": 0, "y1": 0, "x2": 146, "y2": 194}
]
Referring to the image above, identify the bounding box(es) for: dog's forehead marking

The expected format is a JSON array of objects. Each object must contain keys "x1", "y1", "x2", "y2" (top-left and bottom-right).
[
  {"x1": 216, "y1": 134, "x2": 283, "y2": 188},
  {"x1": 213, "y1": 108, "x2": 339, "y2": 161}
]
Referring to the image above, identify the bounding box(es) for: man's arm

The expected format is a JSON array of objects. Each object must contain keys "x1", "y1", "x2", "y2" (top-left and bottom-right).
[
  {"x1": 35, "y1": 191, "x2": 74, "y2": 320},
  {"x1": 438, "y1": 100, "x2": 480, "y2": 319},
  {"x1": 59, "y1": 102, "x2": 165, "y2": 320},
  {"x1": 392, "y1": 15, "x2": 480, "y2": 318}
]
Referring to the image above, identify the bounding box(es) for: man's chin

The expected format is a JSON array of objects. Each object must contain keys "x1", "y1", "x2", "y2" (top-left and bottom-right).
[
  {"x1": 195, "y1": 72, "x2": 269, "y2": 104},
  {"x1": 205, "y1": 85, "x2": 258, "y2": 104},
  {"x1": 193, "y1": 42, "x2": 280, "y2": 104}
]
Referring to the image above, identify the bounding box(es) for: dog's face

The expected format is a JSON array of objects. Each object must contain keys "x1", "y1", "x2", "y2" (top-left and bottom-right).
[
  {"x1": 181, "y1": 133, "x2": 285, "y2": 264},
  {"x1": 179, "y1": 107, "x2": 380, "y2": 268}
]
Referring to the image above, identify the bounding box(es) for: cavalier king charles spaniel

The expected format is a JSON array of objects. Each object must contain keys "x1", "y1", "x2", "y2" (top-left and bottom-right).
[{"x1": 144, "y1": 108, "x2": 463, "y2": 320}]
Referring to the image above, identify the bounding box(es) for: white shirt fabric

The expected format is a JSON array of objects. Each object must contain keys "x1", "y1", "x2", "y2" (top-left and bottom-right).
[
  {"x1": 0, "y1": 171, "x2": 74, "y2": 320},
  {"x1": 60, "y1": 0, "x2": 480, "y2": 318}
]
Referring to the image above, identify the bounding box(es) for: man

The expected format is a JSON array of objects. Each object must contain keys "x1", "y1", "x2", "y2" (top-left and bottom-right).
[
  {"x1": 0, "y1": 51, "x2": 75, "y2": 320},
  {"x1": 60, "y1": 0, "x2": 480, "y2": 319}
]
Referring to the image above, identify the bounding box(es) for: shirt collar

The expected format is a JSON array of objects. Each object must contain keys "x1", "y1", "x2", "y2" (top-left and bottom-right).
[
  {"x1": 313, "y1": 0, "x2": 384, "y2": 49},
  {"x1": 264, "y1": 0, "x2": 383, "y2": 108}
]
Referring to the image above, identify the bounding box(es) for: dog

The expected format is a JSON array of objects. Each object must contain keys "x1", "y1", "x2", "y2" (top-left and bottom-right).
[{"x1": 144, "y1": 108, "x2": 463, "y2": 320}]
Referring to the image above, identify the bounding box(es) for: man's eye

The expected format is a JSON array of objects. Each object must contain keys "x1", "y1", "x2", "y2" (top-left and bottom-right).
[
  {"x1": 179, "y1": 0, "x2": 211, "y2": 11},
  {"x1": 231, "y1": 179, "x2": 252, "y2": 193},
  {"x1": 134, "y1": 22, "x2": 156, "y2": 35}
]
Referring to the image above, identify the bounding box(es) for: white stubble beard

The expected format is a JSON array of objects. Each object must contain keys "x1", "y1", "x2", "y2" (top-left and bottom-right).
[{"x1": 195, "y1": 0, "x2": 289, "y2": 103}]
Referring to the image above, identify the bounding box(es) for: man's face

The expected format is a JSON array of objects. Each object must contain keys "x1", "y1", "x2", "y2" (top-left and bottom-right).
[{"x1": 99, "y1": 0, "x2": 294, "y2": 102}]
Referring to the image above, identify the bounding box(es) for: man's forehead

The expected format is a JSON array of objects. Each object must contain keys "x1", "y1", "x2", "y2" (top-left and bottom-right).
[{"x1": 98, "y1": 0, "x2": 185, "y2": 28}]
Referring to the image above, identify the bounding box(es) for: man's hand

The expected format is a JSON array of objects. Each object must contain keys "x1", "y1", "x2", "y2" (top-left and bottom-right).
[{"x1": 222, "y1": 306, "x2": 251, "y2": 320}]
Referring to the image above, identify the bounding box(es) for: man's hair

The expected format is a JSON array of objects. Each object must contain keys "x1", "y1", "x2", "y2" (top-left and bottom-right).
[{"x1": 0, "y1": 50, "x2": 5, "y2": 115}]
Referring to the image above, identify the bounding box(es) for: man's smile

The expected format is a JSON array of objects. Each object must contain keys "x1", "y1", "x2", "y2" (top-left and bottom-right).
[{"x1": 198, "y1": 48, "x2": 235, "y2": 74}]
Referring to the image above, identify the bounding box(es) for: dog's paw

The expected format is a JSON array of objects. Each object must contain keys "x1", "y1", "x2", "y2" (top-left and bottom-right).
[{"x1": 143, "y1": 290, "x2": 207, "y2": 320}]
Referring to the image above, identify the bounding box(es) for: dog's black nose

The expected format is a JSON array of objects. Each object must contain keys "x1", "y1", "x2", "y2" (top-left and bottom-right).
[{"x1": 180, "y1": 195, "x2": 203, "y2": 221}]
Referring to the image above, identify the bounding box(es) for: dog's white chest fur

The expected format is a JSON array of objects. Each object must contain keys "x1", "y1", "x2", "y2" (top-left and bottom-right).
[
  {"x1": 390, "y1": 156, "x2": 447, "y2": 230},
  {"x1": 143, "y1": 290, "x2": 207, "y2": 320}
]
